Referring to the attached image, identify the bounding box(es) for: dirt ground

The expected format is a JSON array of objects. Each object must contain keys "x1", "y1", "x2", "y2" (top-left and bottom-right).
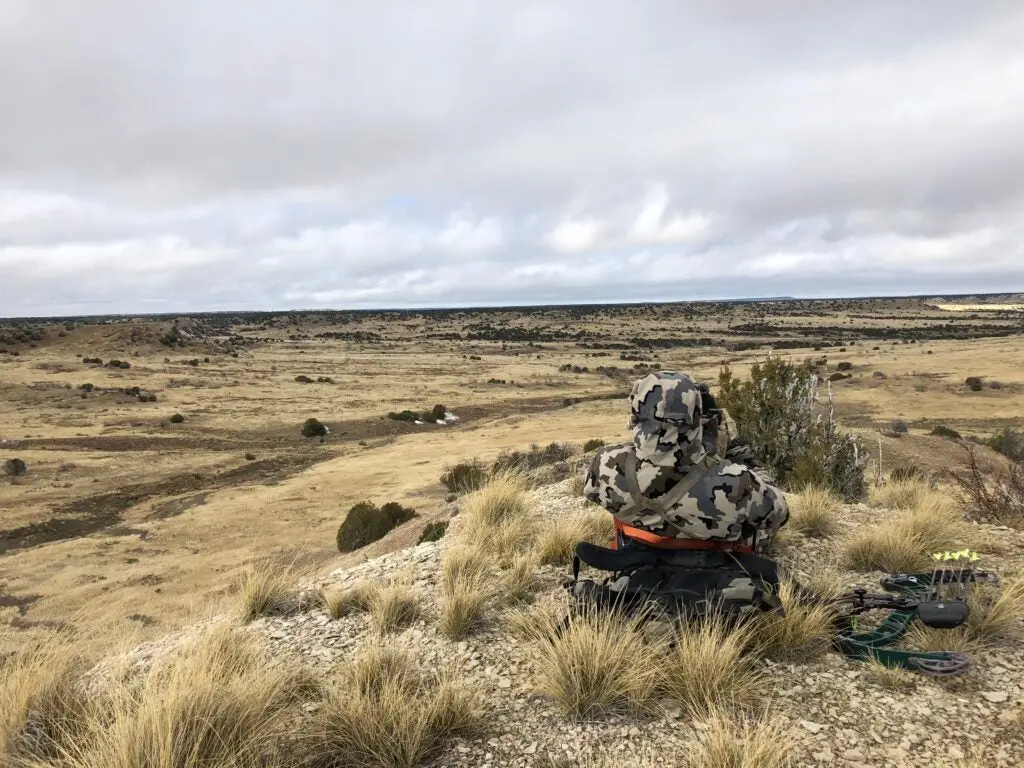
[{"x1": 1, "y1": 297, "x2": 1022, "y2": 654}]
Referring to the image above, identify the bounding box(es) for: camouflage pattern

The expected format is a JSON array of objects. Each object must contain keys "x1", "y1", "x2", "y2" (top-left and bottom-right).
[{"x1": 584, "y1": 371, "x2": 789, "y2": 547}]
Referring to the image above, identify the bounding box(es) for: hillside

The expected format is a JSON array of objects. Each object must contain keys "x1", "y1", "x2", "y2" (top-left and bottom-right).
[{"x1": 9, "y1": 471, "x2": 1021, "y2": 768}]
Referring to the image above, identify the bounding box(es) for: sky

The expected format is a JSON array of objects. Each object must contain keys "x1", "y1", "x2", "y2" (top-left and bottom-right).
[{"x1": 2, "y1": 1, "x2": 1023, "y2": 317}]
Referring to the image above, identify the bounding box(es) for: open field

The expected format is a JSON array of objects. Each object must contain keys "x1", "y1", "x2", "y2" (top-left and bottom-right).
[{"x1": 1, "y1": 294, "x2": 1023, "y2": 655}]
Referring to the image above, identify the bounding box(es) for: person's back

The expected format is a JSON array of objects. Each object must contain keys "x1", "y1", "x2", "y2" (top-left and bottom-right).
[{"x1": 583, "y1": 371, "x2": 788, "y2": 552}]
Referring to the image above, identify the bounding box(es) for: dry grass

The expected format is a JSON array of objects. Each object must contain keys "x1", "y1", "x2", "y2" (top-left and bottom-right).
[
  {"x1": 439, "y1": 546, "x2": 493, "y2": 640},
  {"x1": 750, "y1": 582, "x2": 838, "y2": 661},
  {"x1": 535, "y1": 508, "x2": 615, "y2": 566},
  {"x1": 10, "y1": 625, "x2": 318, "y2": 768},
  {"x1": 459, "y1": 471, "x2": 535, "y2": 563},
  {"x1": 502, "y1": 552, "x2": 539, "y2": 604},
  {"x1": 0, "y1": 637, "x2": 93, "y2": 763},
  {"x1": 511, "y1": 602, "x2": 659, "y2": 718},
  {"x1": 864, "y1": 658, "x2": 918, "y2": 692},
  {"x1": 787, "y1": 485, "x2": 840, "y2": 538},
  {"x1": 322, "y1": 581, "x2": 377, "y2": 619},
  {"x1": 906, "y1": 579, "x2": 1024, "y2": 652},
  {"x1": 689, "y1": 710, "x2": 794, "y2": 768},
  {"x1": 844, "y1": 491, "x2": 966, "y2": 572},
  {"x1": 440, "y1": 546, "x2": 489, "y2": 592},
  {"x1": 571, "y1": 471, "x2": 587, "y2": 497},
  {"x1": 306, "y1": 645, "x2": 481, "y2": 768},
  {"x1": 659, "y1": 619, "x2": 763, "y2": 717},
  {"x1": 367, "y1": 580, "x2": 422, "y2": 636},
  {"x1": 869, "y1": 477, "x2": 932, "y2": 511},
  {"x1": 236, "y1": 556, "x2": 301, "y2": 623}
]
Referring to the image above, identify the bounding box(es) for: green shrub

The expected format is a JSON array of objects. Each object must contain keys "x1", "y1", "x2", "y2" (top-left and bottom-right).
[
  {"x1": 884, "y1": 420, "x2": 909, "y2": 437},
  {"x1": 965, "y1": 376, "x2": 984, "y2": 392},
  {"x1": 427, "y1": 404, "x2": 447, "y2": 421},
  {"x1": 440, "y1": 460, "x2": 488, "y2": 494},
  {"x1": 583, "y1": 438, "x2": 606, "y2": 452},
  {"x1": 930, "y1": 425, "x2": 962, "y2": 440},
  {"x1": 836, "y1": 362, "x2": 853, "y2": 371},
  {"x1": 3, "y1": 458, "x2": 27, "y2": 477},
  {"x1": 418, "y1": 521, "x2": 449, "y2": 544},
  {"x1": 295, "y1": 375, "x2": 313, "y2": 384},
  {"x1": 336, "y1": 501, "x2": 417, "y2": 552},
  {"x1": 388, "y1": 410, "x2": 421, "y2": 422},
  {"x1": 169, "y1": 413, "x2": 185, "y2": 424},
  {"x1": 718, "y1": 356, "x2": 867, "y2": 501},
  {"x1": 301, "y1": 417, "x2": 328, "y2": 438},
  {"x1": 986, "y1": 428, "x2": 1024, "y2": 462},
  {"x1": 380, "y1": 501, "x2": 417, "y2": 526}
]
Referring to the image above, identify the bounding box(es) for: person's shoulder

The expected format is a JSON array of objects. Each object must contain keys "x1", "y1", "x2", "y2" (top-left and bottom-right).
[
  {"x1": 704, "y1": 457, "x2": 774, "y2": 486},
  {"x1": 588, "y1": 442, "x2": 632, "y2": 468}
]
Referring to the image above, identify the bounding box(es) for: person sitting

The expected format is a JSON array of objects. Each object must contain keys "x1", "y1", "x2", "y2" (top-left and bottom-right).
[{"x1": 583, "y1": 370, "x2": 788, "y2": 554}]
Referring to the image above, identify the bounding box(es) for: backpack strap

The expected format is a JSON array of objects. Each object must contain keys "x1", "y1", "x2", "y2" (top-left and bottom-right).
[{"x1": 616, "y1": 453, "x2": 714, "y2": 537}]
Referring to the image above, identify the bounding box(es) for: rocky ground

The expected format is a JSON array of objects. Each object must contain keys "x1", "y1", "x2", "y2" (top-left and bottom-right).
[{"x1": 99, "y1": 479, "x2": 1024, "y2": 768}]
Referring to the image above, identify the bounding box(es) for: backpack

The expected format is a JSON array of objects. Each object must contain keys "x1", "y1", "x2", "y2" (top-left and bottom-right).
[{"x1": 567, "y1": 541, "x2": 784, "y2": 624}]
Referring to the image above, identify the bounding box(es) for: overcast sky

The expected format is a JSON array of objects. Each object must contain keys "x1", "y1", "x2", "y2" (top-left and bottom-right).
[{"x1": 2, "y1": 1, "x2": 1023, "y2": 317}]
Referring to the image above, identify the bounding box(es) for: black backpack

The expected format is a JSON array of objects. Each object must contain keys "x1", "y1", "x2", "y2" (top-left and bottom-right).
[{"x1": 567, "y1": 541, "x2": 785, "y2": 623}]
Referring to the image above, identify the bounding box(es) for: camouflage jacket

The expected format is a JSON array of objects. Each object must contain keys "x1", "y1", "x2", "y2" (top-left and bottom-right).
[{"x1": 583, "y1": 444, "x2": 789, "y2": 546}]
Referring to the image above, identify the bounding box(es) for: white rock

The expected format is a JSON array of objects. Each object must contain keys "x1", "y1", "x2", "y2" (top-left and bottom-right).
[
  {"x1": 800, "y1": 720, "x2": 826, "y2": 734},
  {"x1": 981, "y1": 691, "x2": 1009, "y2": 703}
]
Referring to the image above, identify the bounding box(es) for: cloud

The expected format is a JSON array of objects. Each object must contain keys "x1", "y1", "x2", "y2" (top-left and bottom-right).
[{"x1": 1, "y1": 1, "x2": 1023, "y2": 315}]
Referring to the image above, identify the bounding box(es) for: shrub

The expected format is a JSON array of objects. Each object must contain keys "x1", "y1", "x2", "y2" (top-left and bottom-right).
[
  {"x1": 872, "y1": 371, "x2": 888, "y2": 379},
  {"x1": 295, "y1": 375, "x2": 313, "y2": 383},
  {"x1": 930, "y1": 425, "x2": 962, "y2": 440},
  {"x1": 78, "y1": 383, "x2": 94, "y2": 392},
  {"x1": 965, "y1": 376, "x2": 984, "y2": 392},
  {"x1": 440, "y1": 459, "x2": 488, "y2": 494},
  {"x1": 883, "y1": 419, "x2": 909, "y2": 437},
  {"x1": 301, "y1": 417, "x2": 328, "y2": 438},
  {"x1": 3, "y1": 458, "x2": 27, "y2": 477},
  {"x1": 718, "y1": 357, "x2": 866, "y2": 500},
  {"x1": 168, "y1": 413, "x2": 185, "y2": 424},
  {"x1": 245, "y1": 452, "x2": 256, "y2": 461},
  {"x1": 986, "y1": 428, "x2": 1024, "y2": 462},
  {"x1": 387, "y1": 410, "x2": 421, "y2": 422},
  {"x1": 418, "y1": 521, "x2": 449, "y2": 544},
  {"x1": 427, "y1": 403, "x2": 447, "y2": 422},
  {"x1": 836, "y1": 361, "x2": 853, "y2": 371},
  {"x1": 336, "y1": 501, "x2": 417, "y2": 552},
  {"x1": 582, "y1": 438, "x2": 606, "y2": 452},
  {"x1": 949, "y1": 443, "x2": 1024, "y2": 528}
]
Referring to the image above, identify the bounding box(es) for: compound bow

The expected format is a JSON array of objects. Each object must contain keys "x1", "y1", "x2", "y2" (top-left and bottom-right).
[{"x1": 818, "y1": 550, "x2": 998, "y2": 676}]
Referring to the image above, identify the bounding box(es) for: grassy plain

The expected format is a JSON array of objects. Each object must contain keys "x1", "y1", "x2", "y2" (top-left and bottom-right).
[{"x1": 1, "y1": 295, "x2": 1022, "y2": 655}]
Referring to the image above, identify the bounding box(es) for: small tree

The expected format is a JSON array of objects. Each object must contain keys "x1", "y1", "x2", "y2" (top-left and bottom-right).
[
  {"x1": 302, "y1": 418, "x2": 328, "y2": 438},
  {"x1": 3, "y1": 458, "x2": 27, "y2": 477},
  {"x1": 718, "y1": 356, "x2": 867, "y2": 501}
]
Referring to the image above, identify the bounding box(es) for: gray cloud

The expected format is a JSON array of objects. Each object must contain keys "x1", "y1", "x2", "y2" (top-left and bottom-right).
[{"x1": 1, "y1": 1, "x2": 1022, "y2": 316}]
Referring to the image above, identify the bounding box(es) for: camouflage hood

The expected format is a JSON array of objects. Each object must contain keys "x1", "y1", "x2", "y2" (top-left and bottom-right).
[{"x1": 628, "y1": 371, "x2": 707, "y2": 469}]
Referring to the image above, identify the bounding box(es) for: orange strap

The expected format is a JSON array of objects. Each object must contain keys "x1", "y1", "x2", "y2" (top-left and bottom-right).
[{"x1": 613, "y1": 519, "x2": 753, "y2": 554}]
